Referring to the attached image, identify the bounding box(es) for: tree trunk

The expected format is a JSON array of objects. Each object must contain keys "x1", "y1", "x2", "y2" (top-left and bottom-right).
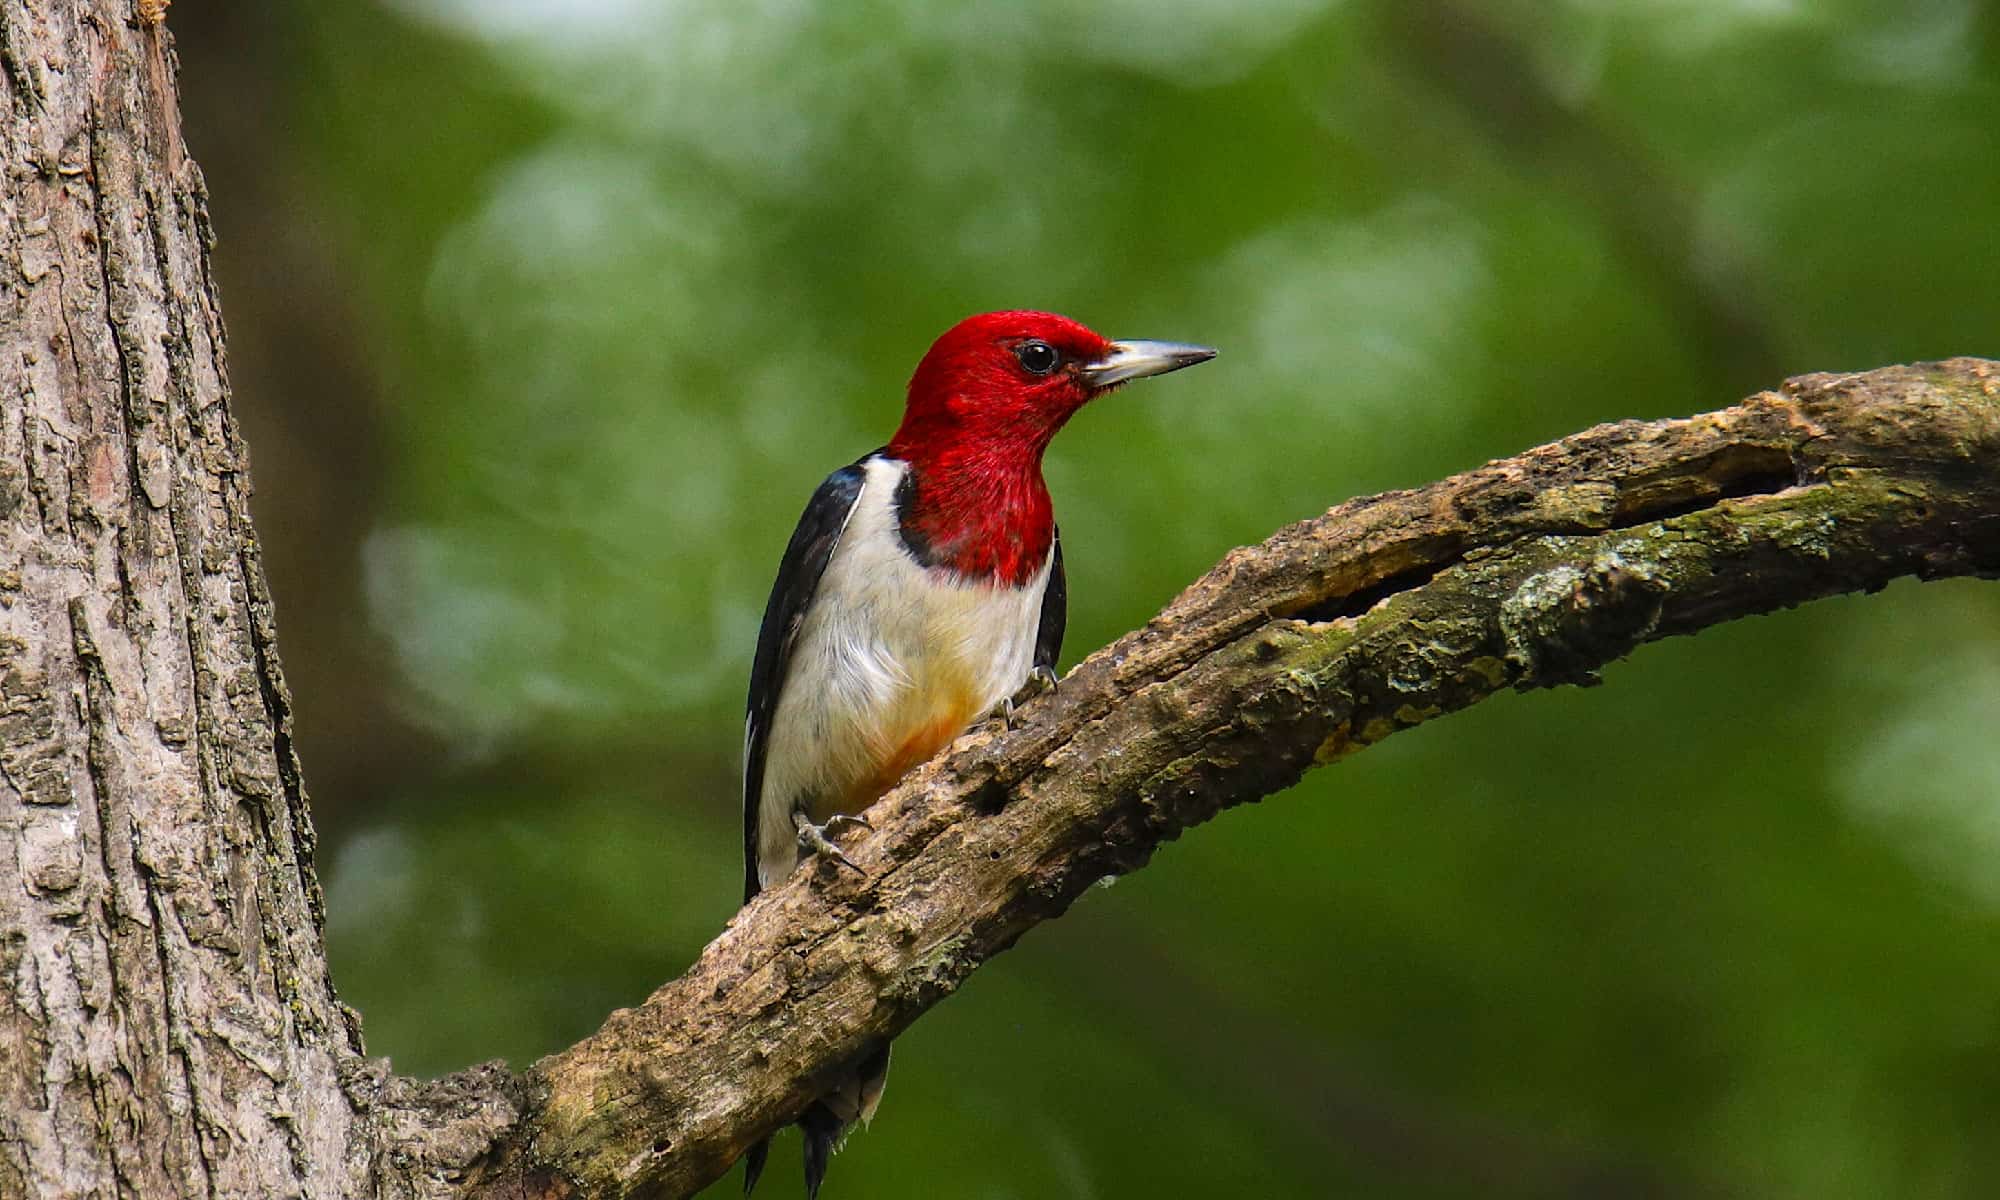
[
  {"x1": 0, "y1": 3, "x2": 364, "y2": 1195},
  {"x1": 3, "y1": 5, "x2": 1998, "y2": 1200}
]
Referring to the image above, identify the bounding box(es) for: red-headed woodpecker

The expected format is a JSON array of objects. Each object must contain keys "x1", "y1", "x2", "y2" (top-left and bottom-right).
[{"x1": 740, "y1": 310, "x2": 1215, "y2": 1198}]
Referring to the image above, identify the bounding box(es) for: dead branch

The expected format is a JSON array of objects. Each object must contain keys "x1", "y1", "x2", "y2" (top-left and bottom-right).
[{"x1": 448, "y1": 359, "x2": 2000, "y2": 1199}]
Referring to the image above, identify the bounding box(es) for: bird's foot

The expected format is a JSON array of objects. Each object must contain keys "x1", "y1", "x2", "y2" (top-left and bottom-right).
[
  {"x1": 1017, "y1": 664, "x2": 1059, "y2": 703},
  {"x1": 795, "y1": 811, "x2": 872, "y2": 875},
  {"x1": 985, "y1": 665, "x2": 1059, "y2": 731}
]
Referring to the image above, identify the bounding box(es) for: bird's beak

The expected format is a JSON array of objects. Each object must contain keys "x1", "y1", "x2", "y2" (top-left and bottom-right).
[{"x1": 1080, "y1": 339, "x2": 1218, "y2": 388}]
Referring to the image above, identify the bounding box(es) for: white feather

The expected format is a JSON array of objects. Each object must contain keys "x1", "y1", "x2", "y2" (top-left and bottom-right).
[{"x1": 756, "y1": 456, "x2": 1050, "y2": 888}]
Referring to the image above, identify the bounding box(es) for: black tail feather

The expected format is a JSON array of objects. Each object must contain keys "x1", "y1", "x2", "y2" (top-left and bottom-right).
[
  {"x1": 742, "y1": 1135, "x2": 771, "y2": 1197},
  {"x1": 799, "y1": 1103, "x2": 845, "y2": 1200}
]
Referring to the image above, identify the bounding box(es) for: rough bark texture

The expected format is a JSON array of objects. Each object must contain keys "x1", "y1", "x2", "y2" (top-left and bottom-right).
[
  {"x1": 3, "y1": 5, "x2": 1999, "y2": 1200},
  {"x1": 0, "y1": 2, "x2": 369, "y2": 1198}
]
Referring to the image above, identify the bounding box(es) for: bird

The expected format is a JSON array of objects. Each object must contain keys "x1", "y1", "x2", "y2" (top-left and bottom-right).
[{"x1": 738, "y1": 309, "x2": 1215, "y2": 1198}]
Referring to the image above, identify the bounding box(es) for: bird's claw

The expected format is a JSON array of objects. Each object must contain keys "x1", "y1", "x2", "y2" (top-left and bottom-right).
[
  {"x1": 1019, "y1": 664, "x2": 1059, "y2": 701},
  {"x1": 986, "y1": 666, "x2": 1059, "y2": 731},
  {"x1": 984, "y1": 695, "x2": 1019, "y2": 732},
  {"x1": 795, "y1": 811, "x2": 868, "y2": 875}
]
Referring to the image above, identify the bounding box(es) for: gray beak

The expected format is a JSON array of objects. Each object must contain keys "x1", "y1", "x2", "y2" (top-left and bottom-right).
[{"x1": 1079, "y1": 339, "x2": 1217, "y2": 388}]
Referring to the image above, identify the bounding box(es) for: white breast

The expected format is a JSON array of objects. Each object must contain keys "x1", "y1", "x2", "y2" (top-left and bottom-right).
[{"x1": 756, "y1": 455, "x2": 1050, "y2": 888}]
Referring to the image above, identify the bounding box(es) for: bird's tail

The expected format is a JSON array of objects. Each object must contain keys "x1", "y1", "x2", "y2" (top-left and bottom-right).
[
  {"x1": 742, "y1": 1135, "x2": 771, "y2": 1197},
  {"x1": 745, "y1": 1042, "x2": 892, "y2": 1199},
  {"x1": 799, "y1": 1103, "x2": 844, "y2": 1200},
  {"x1": 802, "y1": 1042, "x2": 890, "y2": 1198}
]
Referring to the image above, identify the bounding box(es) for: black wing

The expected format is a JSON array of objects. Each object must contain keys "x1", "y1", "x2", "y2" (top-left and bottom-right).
[
  {"x1": 1034, "y1": 528, "x2": 1065, "y2": 674},
  {"x1": 743, "y1": 457, "x2": 870, "y2": 903}
]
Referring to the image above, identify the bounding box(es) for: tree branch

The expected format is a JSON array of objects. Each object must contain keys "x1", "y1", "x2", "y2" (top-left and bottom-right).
[{"x1": 454, "y1": 359, "x2": 2000, "y2": 1199}]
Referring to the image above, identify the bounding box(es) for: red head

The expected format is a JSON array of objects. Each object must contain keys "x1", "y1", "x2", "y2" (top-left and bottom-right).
[{"x1": 886, "y1": 310, "x2": 1214, "y2": 585}]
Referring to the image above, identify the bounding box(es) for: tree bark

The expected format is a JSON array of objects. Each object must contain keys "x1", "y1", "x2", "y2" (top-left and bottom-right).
[
  {"x1": 1, "y1": 5, "x2": 1997, "y2": 1200},
  {"x1": 0, "y1": 2, "x2": 369, "y2": 1198}
]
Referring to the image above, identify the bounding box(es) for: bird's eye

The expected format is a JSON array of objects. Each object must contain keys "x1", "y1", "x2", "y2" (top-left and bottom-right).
[{"x1": 1014, "y1": 340, "x2": 1060, "y2": 376}]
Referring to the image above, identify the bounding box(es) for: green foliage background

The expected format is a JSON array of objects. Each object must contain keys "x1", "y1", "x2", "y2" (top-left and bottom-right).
[{"x1": 183, "y1": 3, "x2": 2000, "y2": 1196}]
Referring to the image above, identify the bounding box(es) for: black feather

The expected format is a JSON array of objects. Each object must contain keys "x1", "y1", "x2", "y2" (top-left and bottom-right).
[
  {"x1": 1033, "y1": 528, "x2": 1065, "y2": 674},
  {"x1": 890, "y1": 465, "x2": 936, "y2": 568},
  {"x1": 799, "y1": 1104, "x2": 844, "y2": 1200},
  {"x1": 742, "y1": 1134, "x2": 770, "y2": 1197},
  {"x1": 743, "y1": 456, "x2": 872, "y2": 903}
]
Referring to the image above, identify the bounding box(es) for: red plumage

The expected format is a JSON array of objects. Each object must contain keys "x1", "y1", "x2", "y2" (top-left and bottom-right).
[{"x1": 887, "y1": 311, "x2": 1113, "y2": 586}]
